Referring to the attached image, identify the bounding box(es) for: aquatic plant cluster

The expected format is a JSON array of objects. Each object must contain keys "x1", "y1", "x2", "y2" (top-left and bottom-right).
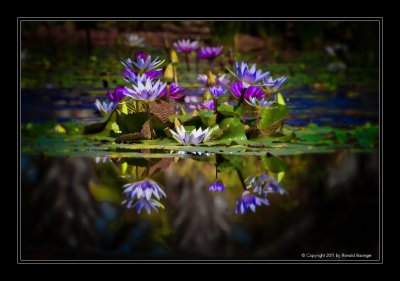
[{"x1": 90, "y1": 38, "x2": 290, "y2": 215}]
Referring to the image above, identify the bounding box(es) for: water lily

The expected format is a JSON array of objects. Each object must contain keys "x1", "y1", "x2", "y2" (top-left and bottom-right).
[
  {"x1": 264, "y1": 76, "x2": 287, "y2": 91},
  {"x1": 233, "y1": 62, "x2": 270, "y2": 88},
  {"x1": 124, "y1": 78, "x2": 166, "y2": 101},
  {"x1": 125, "y1": 33, "x2": 145, "y2": 47},
  {"x1": 123, "y1": 180, "x2": 166, "y2": 201},
  {"x1": 108, "y1": 87, "x2": 127, "y2": 103},
  {"x1": 246, "y1": 96, "x2": 275, "y2": 108},
  {"x1": 197, "y1": 46, "x2": 223, "y2": 60},
  {"x1": 169, "y1": 123, "x2": 211, "y2": 145},
  {"x1": 132, "y1": 198, "x2": 164, "y2": 214},
  {"x1": 160, "y1": 82, "x2": 185, "y2": 99},
  {"x1": 196, "y1": 99, "x2": 215, "y2": 110},
  {"x1": 209, "y1": 180, "x2": 225, "y2": 192},
  {"x1": 146, "y1": 69, "x2": 163, "y2": 79},
  {"x1": 209, "y1": 86, "x2": 226, "y2": 98},
  {"x1": 198, "y1": 73, "x2": 230, "y2": 86},
  {"x1": 122, "y1": 55, "x2": 164, "y2": 73},
  {"x1": 95, "y1": 99, "x2": 114, "y2": 114},
  {"x1": 235, "y1": 191, "x2": 269, "y2": 215},
  {"x1": 231, "y1": 81, "x2": 265, "y2": 100},
  {"x1": 135, "y1": 51, "x2": 147, "y2": 60},
  {"x1": 249, "y1": 174, "x2": 287, "y2": 196},
  {"x1": 173, "y1": 39, "x2": 199, "y2": 53}
]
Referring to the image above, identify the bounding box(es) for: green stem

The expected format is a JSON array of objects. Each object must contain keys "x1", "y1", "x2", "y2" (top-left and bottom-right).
[{"x1": 236, "y1": 168, "x2": 247, "y2": 190}]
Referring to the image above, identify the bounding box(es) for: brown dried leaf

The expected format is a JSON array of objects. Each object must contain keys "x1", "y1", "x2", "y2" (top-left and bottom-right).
[{"x1": 149, "y1": 100, "x2": 175, "y2": 124}]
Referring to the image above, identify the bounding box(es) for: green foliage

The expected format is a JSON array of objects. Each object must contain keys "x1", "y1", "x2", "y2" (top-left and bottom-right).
[
  {"x1": 116, "y1": 111, "x2": 148, "y2": 134},
  {"x1": 258, "y1": 104, "x2": 289, "y2": 130},
  {"x1": 218, "y1": 117, "x2": 247, "y2": 143}
]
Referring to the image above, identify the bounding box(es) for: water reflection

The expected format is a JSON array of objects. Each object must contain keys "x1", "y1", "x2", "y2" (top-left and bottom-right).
[
  {"x1": 21, "y1": 152, "x2": 379, "y2": 259},
  {"x1": 122, "y1": 180, "x2": 166, "y2": 214},
  {"x1": 116, "y1": 155, "x2": 288, "y2": 215}
]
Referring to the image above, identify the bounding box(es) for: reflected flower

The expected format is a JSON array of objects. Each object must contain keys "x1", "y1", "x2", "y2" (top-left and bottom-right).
[
  {"x1": 250, "y1": 174, "x2": 287, "y2": 197},
  {"x1": 123, "y1": 180, "x2": 166, "y2": 201},
  {"x1": 107, "y1": 87, "x2": 127, "y2": 103},
  {"x1": 161, "y1": 82, "x2": 186, "y2": 99},
  {"x1": 173, "y1": 39, "x2": 199, "y2": 53},
  {"x1": 235, "y1": 191, "x2": 269, "y2": 215},
  {"x1": 125, "y1": 33, "x2": 145, "y2": 47},
  {"x1": 95, "y1": 156, "x2": 111, "y2": 163},
  {"x1": 231, "y1": 81, "x2": 265, "y2": 100},
  {"x1": 132, "y1": 199, "x2": 164, "y2": 214},
  {"x1": 124, "y1": 78, "x2": 166, "y2": 101},
  {"x1": 246, "y1": 96, "x2": 275, "y2": 108},
  {"x1": 264, "y1": 76, "x2": 287, "y2": 91},
  {"x1": 197, "y1": 46, "x2": 223, "y2": 59},
  {"x1": 209, "y1": 180, "x2": 225, "y2": 192},
  {"x1": 198, "y1": 73, "x2": 230, "y2": 86},
  {"x1": 209, "y1": 86, "x2": 226, "y2": 98},
  {"x1": 169, "y1": 123, "x2": 211, "y2": 145},
  {"x1": 234, "y1": 62, "x2": 270, "y2": 87},
  {"x1": 95, "y1": 99, "x2": 114, "y2": 114}
]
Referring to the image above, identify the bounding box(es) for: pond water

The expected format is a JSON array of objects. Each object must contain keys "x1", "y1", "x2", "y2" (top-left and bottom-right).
[{"x1": 20, "y1": 86, "x2": 380, "y2": 260}]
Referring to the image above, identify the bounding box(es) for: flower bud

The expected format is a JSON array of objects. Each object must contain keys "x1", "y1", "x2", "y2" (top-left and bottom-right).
[
  {"x1": 207, "y1": 71, "x2": 216, "y2": 87},
  {"x1": 164, "y1": 63, "x2": 174, "y2": 83},
  {"x1": 171, "y1": 49, "x2": 179, "y2": 64}
]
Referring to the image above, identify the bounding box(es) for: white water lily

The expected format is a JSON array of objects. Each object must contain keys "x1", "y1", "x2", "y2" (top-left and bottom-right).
[
  {"x1": 125, "y1": 33, "x2": 145, "y2": 47},
  {"x1": 169, "y1": 123, "x2": 211, "y2": 145}
]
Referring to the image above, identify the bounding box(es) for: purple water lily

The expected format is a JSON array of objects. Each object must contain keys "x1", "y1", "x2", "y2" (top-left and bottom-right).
[
  {"x1": 146, "y1": 69, "x2": 163, "y2": 79},
  {"x1": 231, "y1": 81, "x2": 265, "y2": 100},
  {"x1": 108, "y1": 87, "x2": 127, "y2": 103},
  {"x1": 169, "y1": 123, "x2": 212, "y2": 145},
  {"x1": 173, "y1": 39, "x2": 199, "y2": 53},
  {"x1": 132, "y1": 199, "x2": 164, "y2": 214},
  {"x1": 209, "y1": 86, "x2": 226, "y2": 98},
  {"x1": 196, "y1": 99, "x2": 215, "y2": 110},
  {"x1": 135, "y1": 51, "x2": 147, "y2": 60},
  {"x1": 94, "y1": 99, "x2": 115, "y2": 114},
  {"x1": 124, "y1": 78, "x2": 166, "y2": 101},
  {"x1": 122, "y1": 179, "x2": 166, "y2": 214},
  {"x1": 235, "y1": 191, "x2": 269, "y2": 215},
  {"x1": 198, "y1": 73, "x2": 230, "y2": 86},
  {"x1": 122, "y1": 55, "x2": 164, "y2": 73},
  {"x1": 160, "y1": 83, "x2": 186, "y2": 99},
  {"x1": 209, "y1": 180, "x2": 225, "y2": 192},
  {"x1": 197, "y1": 46, "x2": 223, "y2": 60},
  {"x1": 264, "y1": 76, "x2": 287, "y2": 91},
  {"x1": 250, "y1": 174, "x2": 287, "y2": 197},
  {"x1": 122, "y1": 68, "x2": 162, "y2": 84},
  {"x1": 234, "y1": 62, "x2": 270, "y2": 87},
  {"x1": 123, "y1": 180, "x2": 167, "y2": 201}
]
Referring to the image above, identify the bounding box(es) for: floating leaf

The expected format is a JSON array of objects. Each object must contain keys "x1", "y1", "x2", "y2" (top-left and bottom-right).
[{"x1": 218, "y1": 117, "x2": 247, "y2": 143}]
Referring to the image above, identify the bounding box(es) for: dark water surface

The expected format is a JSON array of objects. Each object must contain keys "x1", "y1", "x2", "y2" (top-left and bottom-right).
[{"x1": 21, "y1": 152, "x2": 379, "y2": 260}]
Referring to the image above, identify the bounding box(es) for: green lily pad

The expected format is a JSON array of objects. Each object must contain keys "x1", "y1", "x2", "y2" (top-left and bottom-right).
[{"x1": 218, "y1": 117, "x2": 247, "y2": 143}]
